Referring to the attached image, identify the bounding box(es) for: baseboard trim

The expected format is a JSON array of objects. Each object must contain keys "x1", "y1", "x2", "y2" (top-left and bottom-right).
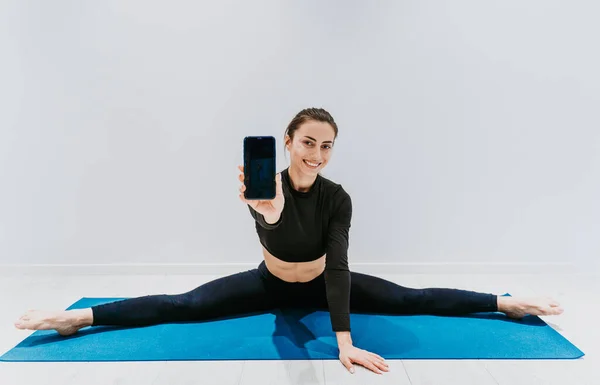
[{"x1": 0, "y1": 262, "x2": 586, "y2": 276}]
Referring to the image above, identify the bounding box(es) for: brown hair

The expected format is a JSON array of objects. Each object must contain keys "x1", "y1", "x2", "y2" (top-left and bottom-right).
[{"x1": 283, "y1": 108, "x2": 338, "y2": 154}]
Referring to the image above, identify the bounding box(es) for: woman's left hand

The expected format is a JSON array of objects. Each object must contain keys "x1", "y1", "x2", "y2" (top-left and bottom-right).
[{"x1": 339, "y1": 344, "x2": 390, "y2": 375}]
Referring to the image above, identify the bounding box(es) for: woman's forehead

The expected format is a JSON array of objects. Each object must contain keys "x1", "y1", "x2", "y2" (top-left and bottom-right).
[{"x1": 296, "y1": 121, "x2": 335, "y2": 141}]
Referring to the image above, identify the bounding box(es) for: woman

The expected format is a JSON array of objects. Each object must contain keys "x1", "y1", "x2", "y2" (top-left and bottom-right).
[{"x1": 15, "y1": 108, "x2": 564, "y2": 375}]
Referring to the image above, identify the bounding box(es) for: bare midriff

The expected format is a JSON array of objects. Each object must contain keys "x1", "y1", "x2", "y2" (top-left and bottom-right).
[{"x1": 262, "y1": 246, "x2": 326, "y2": 283}]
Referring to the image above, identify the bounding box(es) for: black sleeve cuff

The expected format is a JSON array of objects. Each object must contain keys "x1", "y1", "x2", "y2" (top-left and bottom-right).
[{"x1": 248, "y1": 206, "x2": 283, "y2": 229}]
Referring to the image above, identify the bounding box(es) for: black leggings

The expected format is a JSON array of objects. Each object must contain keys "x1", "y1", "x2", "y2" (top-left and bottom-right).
[{"x1": 91, "y1": 261, "x2": 498, "y2": 327}]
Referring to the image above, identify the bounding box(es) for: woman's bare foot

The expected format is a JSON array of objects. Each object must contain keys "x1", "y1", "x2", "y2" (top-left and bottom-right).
[
  {"x1": 498, "y1": 296, "x2": 564, "y2": 319},
  {"x1": 14, "y1": 309, "x2": 92, "y2": 336}
]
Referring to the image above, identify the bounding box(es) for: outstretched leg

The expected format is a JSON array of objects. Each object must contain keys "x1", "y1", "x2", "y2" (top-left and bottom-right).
[
  {"x1": 15, "y1": 262, "x2": 280, "y2": 335},
  {"x1": 348, "y1": 271, "x2": 498, "y2": 316},
  {"x1": 346, "y1": 271, "x2": 563, "y2": 318},
  {"x1": 91, "y1": 268, "x2": 276, "y2": 326}
]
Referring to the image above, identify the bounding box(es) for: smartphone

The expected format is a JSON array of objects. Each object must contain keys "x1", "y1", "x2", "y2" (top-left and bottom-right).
[{"x1": 243, "y1": 136, "x2": 276, "y2": 200}]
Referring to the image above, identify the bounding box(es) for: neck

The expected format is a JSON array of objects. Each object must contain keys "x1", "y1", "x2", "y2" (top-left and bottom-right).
[{"x1": 287, "y1": 165, "x2": 318, "y2": 192}]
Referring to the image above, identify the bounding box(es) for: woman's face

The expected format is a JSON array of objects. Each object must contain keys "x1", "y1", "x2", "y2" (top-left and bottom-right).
[{"x1": 285, "y1": 120, "x2": 336, "y2": 177}]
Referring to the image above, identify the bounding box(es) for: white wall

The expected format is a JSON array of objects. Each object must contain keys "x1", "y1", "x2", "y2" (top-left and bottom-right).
[{"x1": 1, "y1": 0, "x2": 598, "y2": 271}]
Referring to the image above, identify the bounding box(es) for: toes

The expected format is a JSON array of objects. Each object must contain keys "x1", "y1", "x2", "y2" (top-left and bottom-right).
[{"x1": 543, "y1": 306, "x2": 563, "y2": 315}]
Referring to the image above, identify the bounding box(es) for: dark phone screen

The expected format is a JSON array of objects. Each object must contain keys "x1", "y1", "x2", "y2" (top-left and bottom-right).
[{"x1": 244, "y1": 136, "x2": 276, "y2": 199}]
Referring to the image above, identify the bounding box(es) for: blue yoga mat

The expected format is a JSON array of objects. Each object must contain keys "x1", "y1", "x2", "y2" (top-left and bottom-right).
[{"x1": 1, "y1": 295, "x2": 584, "y2": 362}]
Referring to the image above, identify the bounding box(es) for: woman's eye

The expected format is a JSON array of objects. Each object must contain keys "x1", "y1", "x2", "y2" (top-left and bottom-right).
[{"x1": 303, "y1": 141, "x2": 331, "y2": 149}]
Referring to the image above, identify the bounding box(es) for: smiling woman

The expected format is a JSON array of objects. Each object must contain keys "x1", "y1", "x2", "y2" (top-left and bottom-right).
[
  {"x1": 15, "y1": 107, "x2": 564, "y2": 376},
  {"x1": 282, "y1": 108, "x2": 337, "y2": 183}
]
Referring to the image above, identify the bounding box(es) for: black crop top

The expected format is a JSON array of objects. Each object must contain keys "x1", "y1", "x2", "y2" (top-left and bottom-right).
[{"x1": 248, "y1": 167, "x2": 352, "y2": 332}]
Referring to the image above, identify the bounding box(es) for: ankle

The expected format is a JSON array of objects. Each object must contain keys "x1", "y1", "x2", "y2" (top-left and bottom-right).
[
  {"x1": 497, "y1": 296, "x2": 514, "y2": 312},
  {"x1": 68, "y1": 309, "x2": 93, "y2": 328}
]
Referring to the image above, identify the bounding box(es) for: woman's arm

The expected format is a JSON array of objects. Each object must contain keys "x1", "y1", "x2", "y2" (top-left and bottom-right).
[
  {"x1": 323, "y1": 191, "x2": 352, "y2": 335},
  {"x1": 325, "y1": 189, "x2": 389, "y2": 375}
]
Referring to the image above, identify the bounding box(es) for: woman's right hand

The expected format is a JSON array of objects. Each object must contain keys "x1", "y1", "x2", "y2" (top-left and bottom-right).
[{"x1": 238, "y1": 165, "x2": 285, "y2": 221}]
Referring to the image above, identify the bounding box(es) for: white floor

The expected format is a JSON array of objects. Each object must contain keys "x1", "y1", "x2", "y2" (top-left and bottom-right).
[{"x1": 0, "y1": 271, "x2": 597, "y2": 385}]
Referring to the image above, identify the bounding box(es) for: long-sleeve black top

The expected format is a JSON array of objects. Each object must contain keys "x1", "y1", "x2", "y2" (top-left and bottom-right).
[{"x1": 248, "y1": 167, "x2": 352, "y2": 332}]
